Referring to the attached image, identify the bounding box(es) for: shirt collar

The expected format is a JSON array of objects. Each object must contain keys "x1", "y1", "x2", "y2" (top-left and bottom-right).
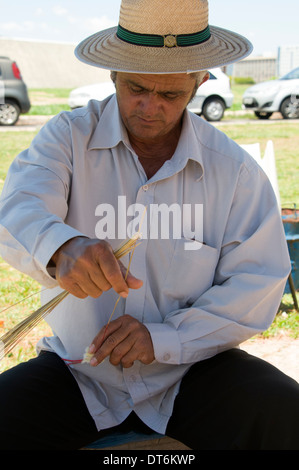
[
  {"x1": 88, "y1": 94, "x2": 129, "y2": 151},
  {"x1": 170, "y1": 110, "x2": 204, "y2": 181},
  {"x1": 88, "y1": 94, "x2": 204, "y2": 181}
]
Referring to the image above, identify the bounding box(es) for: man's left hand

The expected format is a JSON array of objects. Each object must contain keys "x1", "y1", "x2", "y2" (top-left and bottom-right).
[{"x1": 88, "y1": 314, "x2": 155, "y2": 368}]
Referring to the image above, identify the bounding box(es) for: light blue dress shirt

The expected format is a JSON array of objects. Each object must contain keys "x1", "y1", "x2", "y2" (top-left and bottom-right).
[{"x1": 0, "y1": 94, "x2": 290, "y2": 433}]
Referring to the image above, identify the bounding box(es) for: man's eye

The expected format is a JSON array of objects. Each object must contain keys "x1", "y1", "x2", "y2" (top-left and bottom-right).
[
  {"x1": 130, "y1": 86, "x2": 144, "y2": 94},
  {"x1": 162, "y1": 93, "x2": 179, "y2": 100}
]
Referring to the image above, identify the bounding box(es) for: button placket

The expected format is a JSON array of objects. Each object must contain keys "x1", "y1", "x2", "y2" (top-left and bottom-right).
[
  {"x1": 123, "y1": 362, "x2": 150, "y2": 404},
  {"x1": 123, "y1": 184, "x2": 153, "y2": 320}
]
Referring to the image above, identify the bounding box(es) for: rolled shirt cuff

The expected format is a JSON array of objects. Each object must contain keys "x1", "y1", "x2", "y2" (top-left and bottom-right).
[{"x1": 144, "y1": 322, "x2": 182, "y2": 364}]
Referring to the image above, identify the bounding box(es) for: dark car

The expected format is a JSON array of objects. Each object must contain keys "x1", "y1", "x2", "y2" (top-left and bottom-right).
[{"x1": 0, "y1": 56, "x2": 31, "y2": 125}]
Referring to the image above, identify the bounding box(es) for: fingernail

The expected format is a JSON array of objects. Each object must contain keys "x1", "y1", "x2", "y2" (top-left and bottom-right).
[
  {"x1": 90, "y1": 357, "x2": 97, "y2": 366},
  {"x1": 88, "y1": 344, "x2": 95, "y2": 354},
  {"x1": 120, "y1": 291, "x2": 128, "y2": 298}
]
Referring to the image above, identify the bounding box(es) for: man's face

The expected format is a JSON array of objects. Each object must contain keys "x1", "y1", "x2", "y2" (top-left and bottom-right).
[{"x1": 114, "y1": 72, "x2": 200, "y2": 144}]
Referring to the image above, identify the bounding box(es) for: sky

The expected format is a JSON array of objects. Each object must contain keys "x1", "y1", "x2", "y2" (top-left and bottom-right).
[{"x1": 0, "y1": 0, "x2": 298, "y2": 57}]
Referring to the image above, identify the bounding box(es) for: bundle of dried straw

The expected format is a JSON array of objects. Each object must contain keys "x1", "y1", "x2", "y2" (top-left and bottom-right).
[{"x1": 0, "y1": 234, "x2": 141, "y2": 361}]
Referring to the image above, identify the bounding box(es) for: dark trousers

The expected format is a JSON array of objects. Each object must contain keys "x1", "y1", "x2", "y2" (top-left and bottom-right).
[{"x1": 1, "y1": 349, "x2": 299, "y2": 450}]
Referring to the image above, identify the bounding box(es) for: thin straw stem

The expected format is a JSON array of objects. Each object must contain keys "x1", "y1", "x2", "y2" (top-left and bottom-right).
[
  {"x1": 1, "y1": 291, "x2": 69, "y2": 357},
  {"x1": 0, "y1": 234, "x2": 141, "y2": 360}
]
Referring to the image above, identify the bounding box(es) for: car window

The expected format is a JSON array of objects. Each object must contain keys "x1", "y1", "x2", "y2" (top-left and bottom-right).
[
  {"x1": 209, "y1": 72, "x2": 217, "y2": 80},
  {"x1": 280, "y1": 67, "x2": 299, "y2": 80}
]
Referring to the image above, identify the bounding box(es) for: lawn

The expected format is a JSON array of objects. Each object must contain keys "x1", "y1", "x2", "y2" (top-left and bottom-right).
[
  {"x1": 230, "y1": 83, "x2": 250, "y2": 111},
  {"x1": 0, "y1": 97, "x2": 298, "y2": 373},
  {"x1": 217, "y1": 121, "x2": 299, "y2": 206},
  {"x1": 27, "y1": 88, "x2": 72, "y2": 116}
]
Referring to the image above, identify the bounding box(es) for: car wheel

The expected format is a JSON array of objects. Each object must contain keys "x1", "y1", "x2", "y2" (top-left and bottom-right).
[
  {"x1": 202, "y1": 98, "x2": 225, "y2": 121},
  {"x1": 280, "y1": 97, "x2": 299, "y2": 119},
  {"x1": 0, "y1": 100, "x2": 21, "y2": 126},
  {"x1": 254, "y1": 111, "x2": 273, "y2": 119}
]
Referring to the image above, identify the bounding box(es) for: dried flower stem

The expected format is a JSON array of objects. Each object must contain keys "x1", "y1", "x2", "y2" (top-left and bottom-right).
[{"x1": 0, "y1": 234, "x2": 141, "y2": 360}]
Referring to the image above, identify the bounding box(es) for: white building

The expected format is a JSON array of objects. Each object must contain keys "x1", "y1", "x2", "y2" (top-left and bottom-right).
[
  {"x1": 232, "y1": 56, "x2": 277, "y2": 83},
  {"x1": 278, "y1": 45, "x2": 299, "y2": 76},
  {"x1": 0, "y1": 37, "x2": 110, "y2": 88}
]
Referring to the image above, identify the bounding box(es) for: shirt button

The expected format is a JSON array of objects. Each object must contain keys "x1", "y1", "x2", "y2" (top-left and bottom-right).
[
  {"x1": 143, "y1": 185, "x2": 149, "y2": 191},
  {"x1": 130, "y1": 375, "x2": 137, "y2": 382},
  {"x1": 163, "y1": 353, "x2": 170, "y2": 361}
]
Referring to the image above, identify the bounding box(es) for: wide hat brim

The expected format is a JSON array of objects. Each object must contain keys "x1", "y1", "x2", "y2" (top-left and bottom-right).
[{"x1": 75, "y1": 25, "x2": 253, "y2": 73}]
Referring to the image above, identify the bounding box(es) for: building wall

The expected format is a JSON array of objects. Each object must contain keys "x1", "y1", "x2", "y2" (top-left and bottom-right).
[
  {"x1": 278, "y1": 45, "x2": 299, "y2": 76},
  {"x1": 233, "y1": 57, "x2": 277, "y2": 83},
  {"x1": 0, "y1": 37, "x2": 111, "y2": 88}
]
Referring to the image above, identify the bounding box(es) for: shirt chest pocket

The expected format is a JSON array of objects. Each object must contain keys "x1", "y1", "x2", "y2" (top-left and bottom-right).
[{"x1": 161, "y1": 238, "x2": 219, "y2": 307}]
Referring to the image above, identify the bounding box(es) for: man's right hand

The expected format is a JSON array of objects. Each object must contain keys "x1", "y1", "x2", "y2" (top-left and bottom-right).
[{"x1": 51, "y1": 237, "x2": 143, "y2": 299}]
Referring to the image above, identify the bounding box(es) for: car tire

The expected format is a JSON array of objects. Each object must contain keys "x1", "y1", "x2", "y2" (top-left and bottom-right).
[
  {"x1": 202, "y1": 97, "x2": 225, "y2": 121},
  {"x1": 0, "y1": 100, "x2": 21, "y2": 126},
  {"x1": 280, "y1": 97, "x2": 299, "y2": 119},
  {"x1": 254, "y1": 111, "x2": 273, "y2": 120}
]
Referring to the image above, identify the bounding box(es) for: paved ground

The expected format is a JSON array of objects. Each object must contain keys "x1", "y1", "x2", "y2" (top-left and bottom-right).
[
  {"x1": 0, "y1": 115, "x2": 53, "y2": 132},
  {"x1": 241, "y1": 335, "x2": 299, "y2": 383}
]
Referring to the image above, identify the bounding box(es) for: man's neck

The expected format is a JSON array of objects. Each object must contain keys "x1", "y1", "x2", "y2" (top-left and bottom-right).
[{"x1": 129, "y1": 124, "x2": 182, "y2": 179}]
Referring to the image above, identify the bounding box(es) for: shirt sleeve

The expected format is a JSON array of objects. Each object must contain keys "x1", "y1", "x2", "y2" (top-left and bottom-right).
[
  {"x1": 0, "y1": 113, "x2": 85, "y2": 287},
  {"x1": 145, "y1": 161, "x2": 291, "y2": 365}
]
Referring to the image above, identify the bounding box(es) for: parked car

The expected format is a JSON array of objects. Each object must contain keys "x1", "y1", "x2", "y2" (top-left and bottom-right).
[
  {"x1": 242, "y1": 67, "x2": 299, "y2": 120},
  {"x1": 68, "y1": 68, "x2": 233, "y2": 122},
  {"x1": 68, "y1": 81, "x2": 115, "y2": 110},
  {"x1": 188, "y1": 68, "x2": 233, "y2": 121},
  {"x1": 0, "y1": 56, "x2": 31, "y2": 126}
]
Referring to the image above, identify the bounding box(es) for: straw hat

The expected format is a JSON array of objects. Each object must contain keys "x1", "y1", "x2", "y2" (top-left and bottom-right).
[{"x1": 75, "y1": 0, "x2": 253, "y2": 73}]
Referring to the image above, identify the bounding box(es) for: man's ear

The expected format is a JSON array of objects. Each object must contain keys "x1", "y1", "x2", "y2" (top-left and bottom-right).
[{"x1": 199, "y1": 72, "x2": 210, "y2": 87}]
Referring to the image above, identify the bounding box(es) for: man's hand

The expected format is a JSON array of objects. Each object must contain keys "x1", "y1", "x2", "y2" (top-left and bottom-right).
[
  {"x1": 51, "y1": 237, "x2": 143, "y2": 299},
  {"x1": 88, "y1": 314, "x2": 155, "y2": 368}
]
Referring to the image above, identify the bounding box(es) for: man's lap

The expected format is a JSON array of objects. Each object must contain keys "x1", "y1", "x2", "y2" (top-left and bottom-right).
[
  {"x1": 1, "y1": 348, "x2": 298, "y2": 450},
  {"x1": 167, "y1": 348, "x2": 299, "y2": 449}
]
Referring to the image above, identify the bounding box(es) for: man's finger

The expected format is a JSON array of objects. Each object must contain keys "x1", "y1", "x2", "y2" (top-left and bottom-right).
[
  {"x1": 93, "y1": 245, "x2": 132, "y2": 297},
  {"x1": 119, "y1": 261, "x2": 143, "y2": 290}
]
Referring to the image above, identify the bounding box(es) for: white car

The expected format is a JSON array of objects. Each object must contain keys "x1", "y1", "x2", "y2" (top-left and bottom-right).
[
  {"x1": 68, "y1": 68, "x2": 233, "y2": 122},
  {"x1": 68, "y1": 81, "x2": 116, "y2": 109},
  {"x1": 188, "y1": 68, "x2": 233, "y2": 121},
  {"x1": 242, "y1": 67, "x2": 299, "y2": 119}
]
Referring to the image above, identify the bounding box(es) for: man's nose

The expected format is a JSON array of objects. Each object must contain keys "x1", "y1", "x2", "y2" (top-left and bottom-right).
[{"x1": 139, "y1": 93, "x2": 160, "y2": 115}]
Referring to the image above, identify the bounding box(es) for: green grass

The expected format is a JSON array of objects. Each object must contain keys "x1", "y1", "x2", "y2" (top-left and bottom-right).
[
  {"x1": 216, "y1": 122, "x2": 299, "y2": 206},
  {"x1": 0, "y1": 132, "x2": 38, "y2": 192},
  {"x1": 28, "y1": 104, "x2": 70, "y2": 115},
  {"x1": 27, "y1": 88, "x2": 72, "y2": 116},
  {"x1": 28, "y1": 88, "x2": 72, "y2": 100},
  {"x1": 0, "y1": 259, "x2": 50, "y2": 372},
  {"x1": 230, "y1": 83, "x2": 250, "y2": 111},
  {"x1": 264, "y1": 295, "x2": 299, "y2": 339}
]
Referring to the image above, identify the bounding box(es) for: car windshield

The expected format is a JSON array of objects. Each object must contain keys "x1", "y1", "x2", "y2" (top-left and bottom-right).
[{"x1": 280, "y1": 67, "x2": 299, "y2": 80}]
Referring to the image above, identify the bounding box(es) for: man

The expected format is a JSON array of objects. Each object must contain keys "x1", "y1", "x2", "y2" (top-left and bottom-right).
[{"x1": 0, "y1": 0, "x2": 298, "y2": 450}]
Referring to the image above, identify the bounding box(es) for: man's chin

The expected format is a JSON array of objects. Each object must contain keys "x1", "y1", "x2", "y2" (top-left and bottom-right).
[{"x1": 128, "y1": 125, "x2": 165, "y2": 143}]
